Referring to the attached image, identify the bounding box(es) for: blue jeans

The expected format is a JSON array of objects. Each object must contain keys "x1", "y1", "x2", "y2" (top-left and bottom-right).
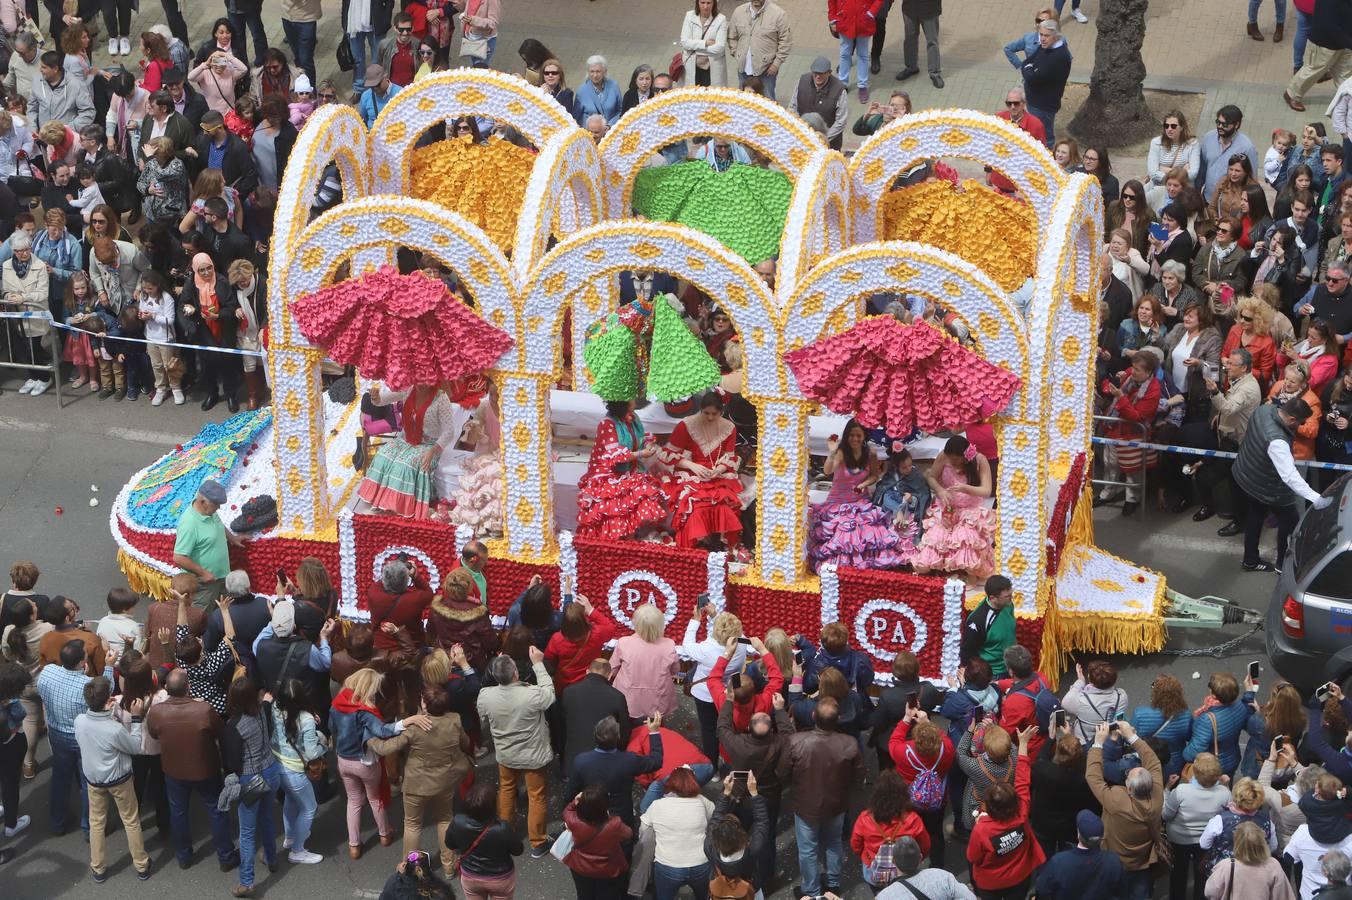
[
  {"x1": 838, "y1": 35, "x2": 871, "y2": 89},
  {"x1": 1247, "y1": 0, "x2": 1287, "y2": 25},
  {"x1": 639, "y1": 763, "x2": 716, "y2": 814},
  {"x1": 166, "y1": 774, "x2": 236, "y2": 865},
  {"x1": 1054, "y1": 0, "x2": 1080, "y2": 10},
  {"x1": 653, "y1": 860, "x2": 711, "y2": 900},
  {"x1": 1293, "y1": 8, "x2": 1310, "y2": 70},
  {"x1": 739, "y1": 71, "x2": 778, "y2": 103},
  {"x1": 1028, "y1": 105, "x2": 1055, "y2": 145},
  {"x1": 279, "y1": 766, "x2": 317, "y2": 853},
  {"x1": 282, "y1": 19, "x2": 317, "y2": 84},
  {"x1": 794, "y1": 812, "x2": 845, "y2": 896},
  {"x1": 237, "y1": 762, "x2": 281, "y2": 887},
  {"x1": 48, "y1": 730, "x2": 88, "y2": 835},
  {"x1": 465, "y1": 35, "x2": 496, "y2": 69},
  {"x1": 349, "y1": 31, "x2": 381, "y2": 90},
  {"x1": 226, "y1": 10, "x2": 268, "y2": 67}
]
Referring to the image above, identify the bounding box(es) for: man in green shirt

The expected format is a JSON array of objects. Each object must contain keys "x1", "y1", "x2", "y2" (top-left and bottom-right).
[
  {"x1": 457, "y1": 539, "x2": 489, "y2": 605},
  {"x1": 960, "y1": 574, "x2": 1016, "y2": 677},
  {"x1": 172, "y1": 480, "x2": 243, "y2": 609}
]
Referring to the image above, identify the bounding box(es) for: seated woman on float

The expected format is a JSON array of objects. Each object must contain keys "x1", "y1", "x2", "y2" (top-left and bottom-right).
[
  {"x1": 355, "y1": 377, "x2": 489, "y2": 520},
  {"x1": 659, "y1": 390, "x2": 744, "y2": 552},
  {"x1": 576, "y1": 397, "x2": 668, "y2": 541},
  {"x1": 911, "y1": 435, "x2": 996, "y2": 581}
]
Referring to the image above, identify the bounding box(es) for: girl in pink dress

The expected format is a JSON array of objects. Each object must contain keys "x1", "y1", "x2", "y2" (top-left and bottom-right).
[
  {"x1": 660, "y1": 391, "x2": 743, "y2": 550},
  {"x1": 576, "y1": 399, "x2": 668, "y2": 541},
  {"x1": 62, "y1": 272, "x2": 100, "y2": 389},
  {"x1": 809, "y1": 419, "x2": 910, "y2": 573},
  {"x1": 912, "y1": 435, "x2": 996, "y2": 580}
]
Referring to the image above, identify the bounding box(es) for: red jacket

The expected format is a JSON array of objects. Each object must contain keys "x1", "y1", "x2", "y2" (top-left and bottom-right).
[
  {"x1": 989, "y1": 111, "x2": 1047, "y2": 194},
  {"x1": 995, "y1": 673, "x2": 1053, "y2": 759},
  {"x1": 708, "y1": 652, "x2": 784, "y2": 732},
  {"x1": 627, "y1": 726, "x2": 709, "y2": 786},
  {"x1": 828, "y1": 0, "x2": 884, "y2": 38},
  {"x1": 966, "y1": 754, "x2": 1045, "y2": 889},
  {"x1": 544, "y1": 610, "x2": 618, "y2": 691},
  {"x1": 850, "y1": 809, "x2": 930, "y2": 865},
  {"x1": 887, "y1": 720, "x2": 956, "y2": 785},
  {"x1": 561, "y1": 802, "x2": 632, "y2": 879},
  {"x1": 1100, "y1": 371, "x2": 1162, "y2": 444},
  {"x1": 1222, "y1": 326, "x2": 1277, "y2": 388},
  {"x1": 367, "y1": 575, "x2": 434, "y2": 652}
]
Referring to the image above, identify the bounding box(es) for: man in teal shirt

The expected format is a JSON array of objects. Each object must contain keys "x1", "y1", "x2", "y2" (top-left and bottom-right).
[
  {"x1": 960, "y1": 574, "x2": 1016, "y2": 677},
  {"x1": 172, "y1": 480, "x2": 243, "y2": 609}
]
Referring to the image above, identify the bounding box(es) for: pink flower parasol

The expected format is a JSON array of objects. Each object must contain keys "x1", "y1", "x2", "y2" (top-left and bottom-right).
[
  {"x1": 784, "y1": 317, "x2": 1021, "y2": 435},
  {"x1": 291, "y1": 265, "x2": 514, "y2": 390}
]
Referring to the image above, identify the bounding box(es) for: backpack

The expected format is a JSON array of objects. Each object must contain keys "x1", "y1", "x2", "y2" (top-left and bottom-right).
[
  {"x1": 905, "y1": 745, "x2": 947, "y2": 811},
  {"x1": 863, "y1": 837, "x2": 902, "y2": 886},
  {"x1": 709, "y1": 871, "x2": 755, "y2": 900},
  {"x1": 1008, "y1": 675, "x2": 1062, "y2": 734}
]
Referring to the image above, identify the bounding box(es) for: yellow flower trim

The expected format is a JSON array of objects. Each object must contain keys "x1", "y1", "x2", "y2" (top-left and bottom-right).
[
  {"x1": 879, "y1": 179, "x2": 1036, "y2": 293},
  {"x1": 118, "y1": 549, "x2": 172, "y2": 602},
  {"x1": 409, "y1": 139, "x2": 540, "y2": 253}
]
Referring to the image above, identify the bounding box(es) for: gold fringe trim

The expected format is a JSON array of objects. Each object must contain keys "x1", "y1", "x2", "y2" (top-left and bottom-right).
[
  {"x1": 1066, "y1": 485, "x2": 1095, "y2": 548},
  {"x1": 117, "y1": 549, "x2": 173, "y2": 602},
  {"x1": 1039, "y1": 584, "x2": 1066, "y2": 676},
  {"x1": 1056, "y1": 612, "x2": 1167, "y2": 656}
]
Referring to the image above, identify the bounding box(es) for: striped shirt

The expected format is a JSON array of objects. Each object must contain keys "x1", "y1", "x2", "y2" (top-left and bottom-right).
[{"x1": 36, "y1": 665, "x2": 92, "y2": 734}]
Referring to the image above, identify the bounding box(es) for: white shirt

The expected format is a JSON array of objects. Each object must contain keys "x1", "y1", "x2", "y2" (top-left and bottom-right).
[
  {"x1": 1284, "y1": 825, "x2": 1352, "y2": 900},
  {"x1": 1267, "y1": 439, "x2": 1324, "y2": 504},
  {"x1": 1171, "y1": 331, "x2": 1199, "y2": 390},
  {"x1": 680, "y1": 616, "x2": 747, "y2": 704}
]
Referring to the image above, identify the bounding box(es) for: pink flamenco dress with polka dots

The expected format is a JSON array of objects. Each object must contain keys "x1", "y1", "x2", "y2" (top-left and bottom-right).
[
  {"x1": 576, "y1": 413, "x2": 668, "y2": 541},
  {"x1": 808, "y1": 464, "x2": 911, "y2": 573},
  {"x1": 910, "y1": 466, "x2": 996, "y2": 579}
]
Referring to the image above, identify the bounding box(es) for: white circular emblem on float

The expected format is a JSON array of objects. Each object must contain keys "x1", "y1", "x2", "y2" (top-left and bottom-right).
[
  {"x1": 372, "y1": 546, "x2": 442, "y2": 592},
  {"x1": 607, "y1": 570, "x2": 679, "y2": 630},
  {"x1": 854, "y1": 598, "x2": 929, "y2": 662}
]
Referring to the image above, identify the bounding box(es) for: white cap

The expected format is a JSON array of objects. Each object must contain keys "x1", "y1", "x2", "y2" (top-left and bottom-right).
[{"x1": 294, "y1": 73, "x2": 313, "y2": 94}]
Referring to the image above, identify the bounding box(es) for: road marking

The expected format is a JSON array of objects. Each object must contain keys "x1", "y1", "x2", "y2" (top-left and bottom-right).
[
  {"x1": 1135, "y1": 531, "x2": 1243, "y2": 557},
  {"x1": 353, "y1": 891, "x2": 383, "y2": 898},
  {"x1": 0, "y1": 417, "x2": 50, "y2": 431},
  {"x1": 106, "y1": 426, "x2": 193, "y2": 446}
]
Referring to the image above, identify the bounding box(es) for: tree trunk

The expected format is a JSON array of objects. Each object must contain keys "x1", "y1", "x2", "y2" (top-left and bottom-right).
[{"x1": 1068, "y1": 0, "x2": 1154, "y2": 147}]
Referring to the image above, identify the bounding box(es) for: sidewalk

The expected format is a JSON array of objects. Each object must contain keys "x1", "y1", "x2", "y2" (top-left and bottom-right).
[{"x1": 154, "y1": 0, "x2": 1334, "y2": 179}]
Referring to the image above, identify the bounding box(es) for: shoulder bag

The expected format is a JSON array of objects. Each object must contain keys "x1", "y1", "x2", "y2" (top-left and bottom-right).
[
  {"x1": 450, "y1": 825, "x2": 490, "y2": 876},
  {"x1": 1179, "y1": 711, "x2": 1218, "y2": 782},
  {"x1": 336, "y1": 36, "x2": 354, "y2": 72},
  {"x1": 459, "y1": 0, "x2": 490, "y2": 60}
]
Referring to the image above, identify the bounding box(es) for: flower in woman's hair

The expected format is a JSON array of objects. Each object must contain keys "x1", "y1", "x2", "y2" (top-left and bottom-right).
[
  {"x1": 963, "y1": 444, "x2": 977, "y2": 461},
  {"x1": 891, "y1": 439, "x2": 905, "y2": 453}
]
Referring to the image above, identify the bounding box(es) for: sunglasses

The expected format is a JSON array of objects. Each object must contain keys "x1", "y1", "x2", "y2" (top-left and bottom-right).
[
  {"x1": 91, "y1": 218, "x2": 106, "y2": 225},
  {"x1": 1239, "y1": 315, "x2": 1253, "y2": 322},
  {"x1": 1122, "y1": 193, "x2": 1138, "y2": 200},
  {"x1": 319, "y1": 92, "x2": 337, "y2": 100},
  {"x1": 1005, "y1": 100, "x2": 1023, "y2": 107},
  {"x1": 420, "y1": 49, "x2": 434, "y2": 56},
  {"x1": 1216, "y1": 118, "x2": 1232, "y2": 127},
  {"x1": 1217, "y1": 228, "x2": 1232, "y2": 235},
  {"x1": 396, "y1": 26, "x2": 412, "y2": 33},
  {"x1": 1162, "y1": 122, "x2": 1179, "y2": 129},
  {"x1": 1330, "y1": 275, "x2": 1350, "y2": 283}
]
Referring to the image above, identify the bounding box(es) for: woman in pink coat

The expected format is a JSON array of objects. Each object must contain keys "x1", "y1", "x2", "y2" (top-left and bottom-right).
[
  {"x1": 187, "y1": 48, "x2": 248, "y2": 115},
  {"x1": 608, "y1": 603, "x2": 679, "y2": 721}
]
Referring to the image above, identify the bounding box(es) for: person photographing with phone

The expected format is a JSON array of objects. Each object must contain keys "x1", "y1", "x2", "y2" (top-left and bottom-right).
[{"x1": 850, "y1": 89, "x2": 910, "y2": 136}]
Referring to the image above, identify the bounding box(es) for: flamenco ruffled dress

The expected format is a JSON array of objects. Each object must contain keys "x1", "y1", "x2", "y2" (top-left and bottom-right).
[
  {"x1": 576, "y1": 415, "x2": 667, "y2": 541},
  {"x1": 910, "y1": 468, "x2": 996, "y2": 579},
  {"x1": 448, "y1": 451, "x2": 505, "y2": 536},
  {"x1": 660, "y1": 419, "x2": 743, "y2": 549},
  {"x1": 809, "y1": 465, "x2": 911, "y2": 573}
]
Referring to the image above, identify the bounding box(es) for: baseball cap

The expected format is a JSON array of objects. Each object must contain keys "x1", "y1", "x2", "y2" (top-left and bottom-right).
[
  {"x1": 1076, "y1": 810, "x2": 1105, "y2": 840},
  {"x1": 271, "y1": 599, "x2": 296, "y2": 638},
  {"x1": 363, "y1": 64, "x2": 386, "y2": 87}
]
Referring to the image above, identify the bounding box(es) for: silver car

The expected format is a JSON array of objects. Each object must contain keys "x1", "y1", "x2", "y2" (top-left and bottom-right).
[{"x1": 1266, "y1": 476, "x2": 1352, "y2": 693}]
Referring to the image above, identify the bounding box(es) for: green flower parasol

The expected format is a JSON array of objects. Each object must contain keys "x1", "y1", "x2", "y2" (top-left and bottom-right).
[
  {"x1": 647, "y1": 296, "x2": 721, "y2": 402},
  {"x1": 632, "y1": 160, "x2": 793, "y2": 265},
  {"x1": 583, "y1": 314, "x2": 641, "y2": 402}
]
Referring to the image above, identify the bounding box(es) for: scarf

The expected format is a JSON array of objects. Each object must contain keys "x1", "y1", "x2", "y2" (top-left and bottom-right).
[
  {"x1": 1192, "y1": 694, "x2": 1224, "y2": 718},
  {"x1": 332, "y1": 687, "x2": 392, "y2": 804},
  {"x1": 402, "y1": 385, "x2": 437, "y2": 446},
  {"x1": 236, "y1": 278, "x2": 260, "y2": 339},
  {"x1": 11, "y1": 255, "x2": 29, "y2": 279},
  {"x1": 347, "y1": 0, "x2": 371, "y2": 36},
  {"x1": 1211, "y1": 241, "x2": 1236, "y2": 261},
  {"x1": 192, "y1": 253, "x2": 221, "y2": 340}
]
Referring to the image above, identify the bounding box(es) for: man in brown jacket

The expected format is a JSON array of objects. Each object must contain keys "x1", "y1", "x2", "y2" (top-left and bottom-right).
[
  {"x1": 37, "y1": 595, "x2": 107, "y2": 676},
  {"x1": 726, "y1": 0, "x2": 793, "y2": 100},
  {"x1": 145, "y1": 668, "x2": 239, "y2": 871},
  {"x1": 776, "y1": 697, "x2": 864, "y2": 898},
  {"x1": 721, "y1": 690, "x2": 794, "y2": 888},
  {"x1": 1086, "y1": 720, "x2": 1163, "y2": 900}
]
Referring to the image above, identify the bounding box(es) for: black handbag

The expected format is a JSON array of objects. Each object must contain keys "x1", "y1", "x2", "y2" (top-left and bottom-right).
[
  {"x1": 336, "y1": 37, "x2": 354, "y2": 72},
  {"x1": 7, "y1": 152, "x2": 42, "y2": 198}
]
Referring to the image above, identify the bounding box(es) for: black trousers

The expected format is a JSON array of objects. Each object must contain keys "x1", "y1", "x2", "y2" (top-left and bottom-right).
[
  {"x1": 694, "y1": 697, "x2": 720, "y2": 764},
  {"x1": 159, "y1": 0, "x2": 188, "y2": 43},
  {"x1": 870, "y1": 0, "x2": 894, "y2": 64},
  {"x1": 571, "y1": 871, "x2": 627, "y2": 900},
  {"x1": 99, "y1": 0, "x2": 131, "y2": 36},
  {"x1": 132, "y1": 753, "x2": 170, "y2": 834},
  {"x1": 917, "y1": 806, "x2": 945, "y2": 870},
  {"x1": 1169, "y1": 840, "x2": 1205, "y2": 900},
  {"x1": 0, "y1": 732, "x2": 26, "y2": 829},
  {"x1": 1242, "y1": 494, "x2": 1300, "y2": 567},
  {"x1": 198, "y1": 342, "x2": 241, "y2": 400},
  {"x1": 976, "y1": 878, "x2": 1030, "y2": 900}
]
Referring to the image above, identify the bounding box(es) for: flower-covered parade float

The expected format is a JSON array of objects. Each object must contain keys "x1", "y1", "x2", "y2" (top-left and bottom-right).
[{"x1": 112, "y1": 71, "x2": 1165, "y2": 682}]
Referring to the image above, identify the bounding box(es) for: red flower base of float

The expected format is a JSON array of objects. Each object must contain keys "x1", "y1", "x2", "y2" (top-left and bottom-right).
[{"x1": 115, "y1": 507, "x2": 1046, "y2": 678}]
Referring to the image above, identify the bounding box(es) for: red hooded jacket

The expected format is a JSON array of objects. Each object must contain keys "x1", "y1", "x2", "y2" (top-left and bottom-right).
[
  {"x1": 888, "y1": 719, "x2": 956, "y2": 785},
  {"x1": 966, "y1": 753, "x2": 1045, "y2": 889},
  {"x1": 828, "y1": 0, "x2": 884, "y2": 38},
  {"x1": 708, "y1": 652, "x2": 784, "y2": 733}
]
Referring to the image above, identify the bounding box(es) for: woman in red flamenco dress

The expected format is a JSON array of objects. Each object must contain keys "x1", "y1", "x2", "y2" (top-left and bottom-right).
[
  {"x1": 576, "y1": 399, "x2": 668, "y2": 540},
  {"x1": 659, "y1": 391, "x2": 744, "y2": 549}
]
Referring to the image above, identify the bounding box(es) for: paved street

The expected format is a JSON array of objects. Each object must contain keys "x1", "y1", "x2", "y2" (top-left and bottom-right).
[{"x1": 0, "y1": 0, "x2": 1328, "y2": 895}]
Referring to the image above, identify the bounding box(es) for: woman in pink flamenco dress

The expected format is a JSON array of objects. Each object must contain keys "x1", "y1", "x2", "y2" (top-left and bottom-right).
[
  {"x1": 660, "y1": 391, "x2": 744, "y2": 550},
  {"x1": 911, "y1": 434, "x2": 996, "y2": 580},
  {"x1": 809, "y1": 418, "x2": 911, "y2": 573},
  {"x1": 576, "y1": 399, "x2": 669, "y2": 540}
]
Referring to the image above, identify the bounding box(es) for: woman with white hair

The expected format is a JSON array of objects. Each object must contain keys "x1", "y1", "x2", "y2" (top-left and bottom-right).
[
  {"x1": 608, "y1": 603, "x2": 680, "y2": 721},
  {"x1": 572, "y1": 55, "x2": 622, "y2": 128},
  {"x1": 1147, "y1": 259, "x2": 1203, "y2": 325},
  {"x1": 2, "y1": 231, "x2": 51, "y2": 396}
]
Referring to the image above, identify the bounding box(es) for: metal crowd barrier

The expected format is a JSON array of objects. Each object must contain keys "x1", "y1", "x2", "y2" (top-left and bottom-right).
[{"x1": 1091, "y1": 414, "x2": 1149, "y2": 519}]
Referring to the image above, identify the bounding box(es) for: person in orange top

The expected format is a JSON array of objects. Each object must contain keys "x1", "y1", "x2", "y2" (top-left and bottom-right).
[
  {"x1": 887, "y1": 710, "x2": 956, "y2": 868},
  {"x1": 967, "y1": 724, "x2": 1046, "y2": 899},
  {"x1": 1221, "y1": 296, "x2": 1278, "y2": 388},
  {"x1": 707, "y1": 636, "x2": 783, "y2": 733},
  {"x1": 542, "y1": 594, "x2": 617, "y2": 693},
  {"x1": 1265, "y1": 360, "x2": 1322, "y2": 459},
  {"x1": 851, "y1": 769, "x2": 931, "y2": 890}
]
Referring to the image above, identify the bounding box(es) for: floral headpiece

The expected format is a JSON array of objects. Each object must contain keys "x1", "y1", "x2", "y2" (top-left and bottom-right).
[
  {"x1": 963, "y1": 444, "x2": 978, "y2": 461},
  {"x1": 891, "y1": 439, "x2": 906, "y2": 453}
]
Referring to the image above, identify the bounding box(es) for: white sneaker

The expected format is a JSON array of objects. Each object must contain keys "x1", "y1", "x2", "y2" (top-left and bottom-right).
[
  {"x1": 28, "y1": 380, "x2": 50, "y2": 396},
  {"x1": 17, "y1": 379, "x2": 36, "y2": 394},
  {"x1": 1072, "y1": 8, "x2": 1088, "y2": 21},
  {"x1": 5, "y1": 814, "x2": 29, "y2": 838},
  {"x1": 288, "y1": 850, "x2": 322, "y2": 864},
  {"x1": 108, "y1": 37, "x2": 118, "y2": 56},
  {"x1": 151, "y1": 389, "x2": 168, "y2": 406},
  {"x1": 119, "y1": 36, "x2": 130, "y2": 56},
  {"x1": 282, "y1": 836, "x2": 292, "y2": 850},
  {"x1": 172, "y1": 389, "x2": 185, "y2": 405}
]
